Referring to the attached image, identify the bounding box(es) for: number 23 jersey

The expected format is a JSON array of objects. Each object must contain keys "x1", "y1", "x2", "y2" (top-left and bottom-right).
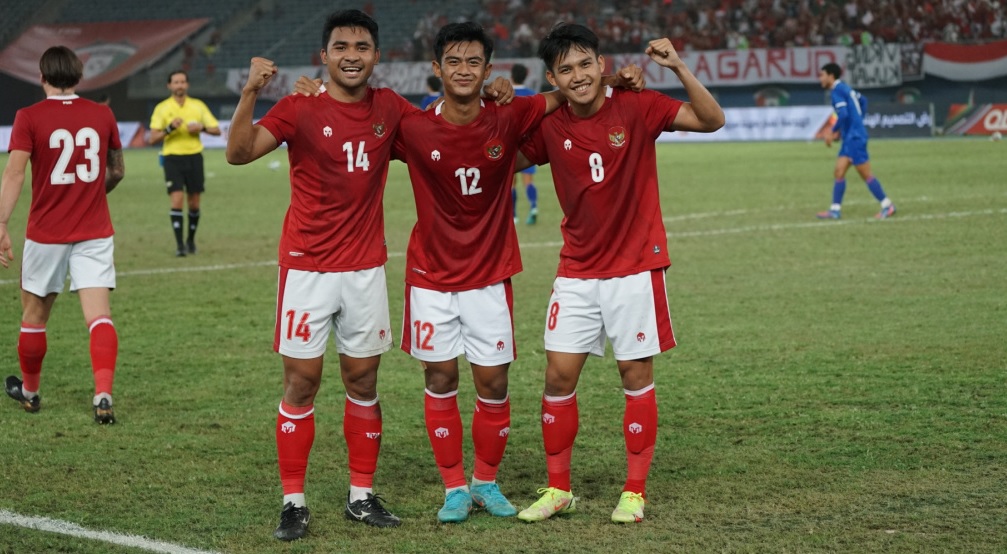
[{"x1": 8, "y1": 96, "x2": 121, "y2": 244}]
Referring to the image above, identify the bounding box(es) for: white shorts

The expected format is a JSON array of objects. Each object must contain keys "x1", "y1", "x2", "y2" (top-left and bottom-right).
[
  {"x1": 21, "y1": 237, "x2": 116, "y2": 296},
  {"x1": 274, "y1": 266, "x2": 392, "y2": 359},
  {"x1": 401, "y1": 280, "x2": 516, "y2": 365},
  {"x1": 544, "y1": 269, "x2": 676, "y2": 360}
]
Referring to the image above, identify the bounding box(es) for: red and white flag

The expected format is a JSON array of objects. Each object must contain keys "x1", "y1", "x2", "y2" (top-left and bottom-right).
[{"x1": 924, "y1": 39, "x2": 1007, "y2": 81}]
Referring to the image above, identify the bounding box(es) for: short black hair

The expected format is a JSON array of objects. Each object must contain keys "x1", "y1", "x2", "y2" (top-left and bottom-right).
[
  {"x1": 538, "y1": 23, "x2": 599, "y2": 72},
  {"x1": 39, "y1": 46, "x2": 82, "y2": 89},
  {"x1": 434, "y1": 22, "x2": 493, "y2": 65},
  {"x1": 167, "y1": 70, "x2": 188, "y2": 83},
  {"x1": 426, "y1": 75, "x2": 442, "y2": 92},
  {"x1": 511, "y1": 63, "x2": 528, "y2": 84},
  {"x1": 322, "y1": 9, "x2": 379, "y2": 50},
  {"x1": 821, "y1": 62, "x2": 842, "y2": 79}
]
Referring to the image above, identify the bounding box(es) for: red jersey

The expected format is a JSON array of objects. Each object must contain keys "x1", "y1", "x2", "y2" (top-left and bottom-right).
[
  {"x1": 257, "y1": 87, "x2": 417, "y2": 272},
  {"x1": 8, "y1": 96, "x2": 120, "y2": 244},
  {"x1": 393, "y1": 95, "x2": 546, "y2": 292},
  {"x1": 520, "y1": 87, "x2": 683, "y2": 279}
]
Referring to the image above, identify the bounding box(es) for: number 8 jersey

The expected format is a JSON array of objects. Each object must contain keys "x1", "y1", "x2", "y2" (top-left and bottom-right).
[
  {"x1": 520, "y1": 87, "x2": 682, "y2": 279},
  {"x1": 8, "y1": 95, "x2": 121, "y2": 244}
]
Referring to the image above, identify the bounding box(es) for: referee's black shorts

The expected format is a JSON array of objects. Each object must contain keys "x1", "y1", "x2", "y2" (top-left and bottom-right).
[{"x1": 163, "y1": 153, "x2": 205, "y2": 194}]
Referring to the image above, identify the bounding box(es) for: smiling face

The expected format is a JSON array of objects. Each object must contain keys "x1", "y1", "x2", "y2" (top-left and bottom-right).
[
  {"x1": 433, "y1": 41, "x2": 491, "y2": 102},
  {"x1": 546, "y1": 45, "x2": 606, "y2": 115},
  {"x1": 322, "y1": 25, "x2": 379, "y2": 97}
]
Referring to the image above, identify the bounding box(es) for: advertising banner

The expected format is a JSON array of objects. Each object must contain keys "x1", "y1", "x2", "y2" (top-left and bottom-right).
[
  {"x1": 861, "y1": 104, "x2": 933, "y2": 138},
  {"x1": 944, "y1": 103, "x2": 1007, "y2": 136},
  {"x1": 0, "y1": 20, "x2": 209, "y2": 92},
  {"x1": 657, "y1": 106, "x2": 834, "y2": 142}
]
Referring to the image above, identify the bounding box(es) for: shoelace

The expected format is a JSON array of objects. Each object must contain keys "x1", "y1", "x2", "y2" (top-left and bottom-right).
[
  {"x1": 358, "y1": 494, "x2": 394, "y2": 516},
  {"x1": 280, "y1": 505, "x2": 308, "y2": 525}
]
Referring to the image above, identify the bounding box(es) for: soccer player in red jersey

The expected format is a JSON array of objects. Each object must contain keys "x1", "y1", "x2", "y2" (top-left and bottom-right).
[
  {"x1": 0, "y1": 46, "x2": 125, "y2": 425},
  {"x1": 227, "y1": 10, "x2": 416, "y2": 540},
  {"x1": 391, "y1": 22, "x2": 568, "y2": 524},
  {"x1": 515, "y1": 24, "x2": 724, "y2": 524}
]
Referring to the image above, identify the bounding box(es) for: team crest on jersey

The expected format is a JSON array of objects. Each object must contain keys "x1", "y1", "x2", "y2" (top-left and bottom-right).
[
  {"x1": 373, "y1": 121, "x2": 386, "y2": 138},
  {"x1": 608, "y1": 126, "x2": 628, "y2": 149},
  {"x1": 484, "y1": 138, "x2": 504, "y2": 161},
  {"x1": 323, "y1": 126, "x2": 333, "y2": 137}
]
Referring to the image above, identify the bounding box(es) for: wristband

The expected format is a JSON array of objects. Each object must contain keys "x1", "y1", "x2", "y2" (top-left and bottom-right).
[{"x1": 165, "y1": 123, "x2": 176, "y2": 133}]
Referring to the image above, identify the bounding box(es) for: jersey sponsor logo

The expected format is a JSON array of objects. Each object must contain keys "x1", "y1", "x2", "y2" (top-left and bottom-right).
[
  {"x1": 373, "y1": 121, "x2": 386, "y2": 138},
  {"x1": 563, "y1": 139, "x2": 572, "y2": 151},
  {"x1": 542, "y1": 412, "x2": 555, "y2": 424},
  {"x1": 484, "y1": 138, "x2": 504, "y2": 161},
  {"x1": 628, "y1": 422, "x2": 643, "y2": 434},
  {"x1": 636, "y1": 332, "x2": 646, "y2": 342},
  {"x1": 281, "y1": 421, "x2": 296, "y2": 434},
  {"x1": 496, "y1": 340, "x2": 505, "y2": 351},
  {"x1": 323, "y1": 126, "x2": 333, "y2": 137},
  {"x1": 434, "y1": 427, "x2": 450, "y2": 438},
  {"x1": 431, "y1": 150, "x2": 441, "y2": 161},
  {"x1": 608, "y1": 126, "x2": 628, "y2": 149}
]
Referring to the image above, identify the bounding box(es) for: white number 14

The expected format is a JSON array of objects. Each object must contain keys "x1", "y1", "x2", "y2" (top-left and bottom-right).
[{"x1": 342, "y1": 141, "x2": 370, "y2": 172}]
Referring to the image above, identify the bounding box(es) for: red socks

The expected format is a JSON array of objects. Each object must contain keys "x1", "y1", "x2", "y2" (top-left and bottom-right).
[
  {"x1": 542, "y1": 392, "x2": 578, "y2": 492},
  {"x1": 276, "y1": 401, "x2": 315, "y2": 495},
  {"x1": 623, "y1": 385, "x2": 658, "y2": 494},
  {"x1": 344, "y1": 396, "x2": 382, "y2": 489},
  {"x1": 472, "y1": 396, "x2": 510, "y2": 482},
  {"x1": 88, "y1": 317, "x2": 117, "y2": 396},
  {"x1": 17, "y1": 323, "x2": 46, "y2": 393},
  {"x1": 424, "y1": 389, "x2": 466, "y2": 489}
]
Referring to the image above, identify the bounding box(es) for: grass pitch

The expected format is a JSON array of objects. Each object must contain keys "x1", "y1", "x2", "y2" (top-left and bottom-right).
[{"x1": 0, "y1": 139, "x2": 1004, "y2": 553}]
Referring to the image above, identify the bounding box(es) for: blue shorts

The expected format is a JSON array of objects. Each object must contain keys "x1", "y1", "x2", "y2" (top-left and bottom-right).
[
  {"x1": 520, "y1": 166, "x2": 536, "y2": 175},
  {"x1": 839, "y1": 138, "x2": 869, "y2": 166}
]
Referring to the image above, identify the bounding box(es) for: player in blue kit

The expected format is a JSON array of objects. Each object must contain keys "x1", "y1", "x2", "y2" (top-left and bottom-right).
[
  {"x1": 816, "y1": 62, "x2": 896, "y2": 220},
  {"x1": 510, "y1": 63, "x2": 539, "y2": 225}
]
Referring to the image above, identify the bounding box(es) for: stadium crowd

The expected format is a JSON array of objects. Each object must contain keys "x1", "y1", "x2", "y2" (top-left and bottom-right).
[{"x1": 393, "y1": 0, "x2": 1006, "y2": 60}]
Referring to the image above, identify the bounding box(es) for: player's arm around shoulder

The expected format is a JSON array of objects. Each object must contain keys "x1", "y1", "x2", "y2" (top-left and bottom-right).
[
  {"x1": 647, "y1": 39, "x2": 725, "y2": 133},
  {"x1": 226, "y1": 57, "x2": 280, "y2": 165}
]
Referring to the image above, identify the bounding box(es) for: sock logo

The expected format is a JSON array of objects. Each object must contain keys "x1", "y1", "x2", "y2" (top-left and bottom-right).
[
  {"x1": 434, "y1": 427, "x2": 450, "y2": 438},
  {"x1": 498, "y1": 427, "x2": 510, "y2": 438},
  {"x1": 542, "y1": 413, "x2": 555, "y2": 424},
  {"x1": 628, "y1": 422, "x2": 643, "y2": 434},
  {"x1": 281, "y1": 421, "x2": 296, "y2": 434},
  {"x1": 365, "y1": 432, "x2": 381, "y2": 439}
]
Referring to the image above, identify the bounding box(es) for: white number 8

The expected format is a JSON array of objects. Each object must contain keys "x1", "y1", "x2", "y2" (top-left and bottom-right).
[{"x1": 589, "y1": 152, "x2": 604, "y2": 183}]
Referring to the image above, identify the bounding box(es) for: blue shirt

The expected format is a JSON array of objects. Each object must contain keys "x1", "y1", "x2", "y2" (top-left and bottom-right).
[
  {"x1": 513, "y1": 85, "x2": 535, "y2": 97},
  {"x1": 419, "y1": 93, "x2": 442, "y2": 110},
  {"x1": 830, "y1": 80, "x2": 868, "y2": 142}
]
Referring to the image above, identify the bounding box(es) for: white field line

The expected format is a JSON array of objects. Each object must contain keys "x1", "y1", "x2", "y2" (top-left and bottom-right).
[
  {"x1": 0, "y1": 206, "x2": 1003, "y2": 287},
  {"x1": 0, "y1": 509, "x2": 222, "y2": 554}
]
